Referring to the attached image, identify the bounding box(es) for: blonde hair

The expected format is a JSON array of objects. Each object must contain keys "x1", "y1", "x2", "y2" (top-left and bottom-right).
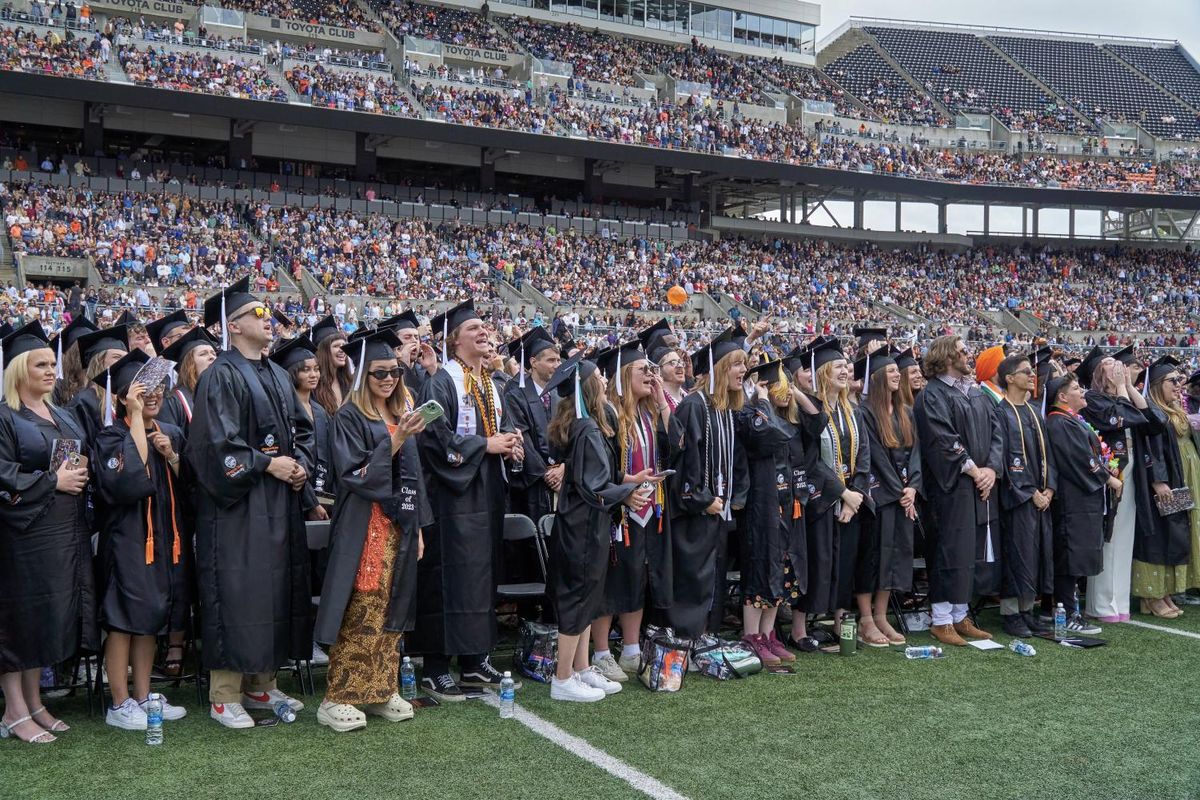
[
  {"x1": 766, "y1": 365, "x2": 800, "y2": 424},
  {"x1": 4, "y1": 350, "x2": 53, "y2": 411},
  {"x1": 816, "y1": 360, "x2": 854, "y2": 427},
  {"x1": 702, "y1": 349, "x2": 746, "y2": 413},
  {"x1": 1150, "y1": 378, "x2": 1189, "y2": 438},
  {"x1": 610, "y1": 360, "x2": 661, "y2": 465},
  {"x1": 348, "y1": 358, "x2": 410, "y2": 422}
]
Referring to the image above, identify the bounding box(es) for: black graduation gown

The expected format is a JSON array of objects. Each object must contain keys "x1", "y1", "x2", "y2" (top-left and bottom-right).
[
  {"x1": 1081, "y1": 392, "x2": 1164, "y2": 562},
  {"x1": 404, "y1": 364, "x2": 428, "y2": 400},
  {"x1": 772, "y1": 408, "x2": 826, "y2": 606},
  {"x1": 914, "y1": 378, "x2": 1004, "y2": 604},
  {"x1": 158, "y1": 387, "x2": 194, "y2": 435},
  {"x1": 414, "y1": 366, "x2": 510, "y2": 656},
  {"x1": 186, "y1": 350, "x2": 315, "y2": 673},
  {"x1": 93, "y1": 420, "x2": 190, "y2": 635},
  {"x1": 313, "y1": 404, "x2": 432, "y2": 646},
  {"x1": 503, "y1": 379, "x2": 557, "y2": 526},
  {"x1": 666, "y1": 392, "x2": 746, "y2": 637},
  {"x1": 301, "y1": 397, "x2": 336, "y2": 508},
  {"x1": 738, "y1": 402, "x2": 794, "y2": 605},
  {"x1": 860, "y1": 404, "x2": 923, "y2": 593},
  {"x1": 67, "y1": 385, "x2": 103, "y2": 448},
  {"x1": 1140, "y1": 400, "x2": 1192, "y2": 568},
  {"x1": 552, "y1": 416, "x2": 633, "y2": 635},
  {"x1": 602, "y1": 408, "x2": 680, "y2": 616},
  {"x1": 995, "y1": 400, "x2": 1058, "y2": 600},
  {"x1": 1045, "y1": 409, "x2": 1110, "y2": 578},
  {"x1": 0, "y1": 405, "x2": 95, "y2": 672}
]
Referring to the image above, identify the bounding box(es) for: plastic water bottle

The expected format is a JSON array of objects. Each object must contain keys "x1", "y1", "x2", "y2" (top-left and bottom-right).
[
  {"x1": 400, "y1": 656, "x2": 417, "y2": 700},
  {"x1": 1054, "y1": 603, "x2": 1067, "y2": 641},
  {"x1": 144, "y1": 694, "x2": 163, "y2": 745},
  {"x1": 904, "y1": 645, "x2": 943, "y2": 660},
  {"x1": 1009, "y1": 639, "x2": 1037, "y2": 657},
  {"x1": 273, "y1": 701, "x2": 297, "y2": 723},
  {"x1": 499, "y1": 671, "x2": 515, "y2": 719}
]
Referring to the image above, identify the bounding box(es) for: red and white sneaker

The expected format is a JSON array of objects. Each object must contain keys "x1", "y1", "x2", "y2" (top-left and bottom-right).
[
  {"x1": 242, "y1": 689, "x2": 304, "y2": 712},
  {"x1": 210, "y1": 702, "x2": 254, "y2": 729}
]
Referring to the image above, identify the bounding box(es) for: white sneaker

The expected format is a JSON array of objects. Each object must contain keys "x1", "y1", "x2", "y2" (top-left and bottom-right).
[
  {"x1": 140, "y1": 694, "x2": 187, "y2": 721},
  {"x1": 591, "y1": 652, "x2": 628, "y2": 682},
  {"x1": 549, "y1": 673, "x2": 605, "y2": 703},
  {"x1": 310, "y1": 643, "x2": 330, "y2": 666},
  {"x1": 242, "y1": 689, "x2": 304, "y2": 712},
  {"x1": 106, "y1": 698, "x2": 148, "y2": 731},
  {"x1": 617, "y1": 652, "x2": 641, "y2": 672},
  {"x1": 577, "y1": 666, "x2": 622, "y2": 695},
  {"x1": 210, "y1": 702, "x2": 255, "y2": 729}
]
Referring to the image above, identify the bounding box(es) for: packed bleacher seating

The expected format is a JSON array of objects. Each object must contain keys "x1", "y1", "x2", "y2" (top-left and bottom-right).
[
  {"x1": 0, "y1": 24, "x2": 105, "y2": 78},
  {"x1": 865, "y1": 26, "x2": 1087, "y2": 134},
  {"x1": 749, "y1": 57, "x2": 862, "y2": 117},
  {"x1": 823, "y1": 45, "x2": 950, "y2": 127},
  {"x1": 660, "y1": 41, "x2": 768, "y2": 104},
  {"x1": 502, "y1": 17, "x2": 673, "y2": 87},
  {"x1": 988, "y1": 34, "x2": 1200, "y2": 140},
  {"x1": 286, "y1": 63, "x2": 420, "y2": 115},
  {"x1": 118, "y1": 44, "x2": 289, "y2": 102},
  {"x1": 414, "y1": 80, "x2": 554, "y2": 130},
  {"x1": 370, "y1": 0, "x2": 507, "y2": 50},
  {"x1": 216, "y1": 0, "x2": 382, "y2": 33}
]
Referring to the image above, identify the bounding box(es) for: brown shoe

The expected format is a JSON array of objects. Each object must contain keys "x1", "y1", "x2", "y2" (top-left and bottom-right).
[
  {"x1": 954, "y1": 618, "x2": 993, "y2": 640},
  {"x1": 929, "y1": 624, "x2": 967, "y2": 647}
]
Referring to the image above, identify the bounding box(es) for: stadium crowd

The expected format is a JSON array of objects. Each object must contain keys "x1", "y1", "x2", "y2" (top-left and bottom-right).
[
  {"x1": 370, "y1": 0, "x2": 508, "y2": 50},
  {"x1": 118, "y1": 44, "x2": 289, "y2": 102},
  {"x1": 286, "y1": 63, "x2": 419, "y2": 116}
]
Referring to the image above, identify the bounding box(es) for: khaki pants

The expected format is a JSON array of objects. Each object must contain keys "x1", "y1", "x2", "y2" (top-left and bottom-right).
[{"x1": 209, "y1": 670, "x2": 276, "y2": 704}]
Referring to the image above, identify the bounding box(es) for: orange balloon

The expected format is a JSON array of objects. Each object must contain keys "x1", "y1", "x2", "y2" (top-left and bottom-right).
[{"x1": 666, "y1": 285, "x2": 688, "y2": 306}]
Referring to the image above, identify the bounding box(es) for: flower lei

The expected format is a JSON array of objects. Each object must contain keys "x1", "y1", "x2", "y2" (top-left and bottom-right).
[{"x1": 1073, "y1": 412, "x2": 1121, "y2": 478}]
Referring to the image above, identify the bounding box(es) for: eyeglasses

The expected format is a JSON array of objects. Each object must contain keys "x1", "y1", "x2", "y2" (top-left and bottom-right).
[
  {"x1": 231, "y1": 306, "x2": 267, "y2": 321},
  {"x1": 1166, "y1": 376, "x2": 1186, "y2": 385},
  {"x1": 1012, "y1": 368, "x2": 1034, "y2": 377},
  {"x1": 368, "y1": 367, "x2": 403, "y2": 380},
  {"x1": 659, "y1": 359, "x2": 682, "y2": 369}
]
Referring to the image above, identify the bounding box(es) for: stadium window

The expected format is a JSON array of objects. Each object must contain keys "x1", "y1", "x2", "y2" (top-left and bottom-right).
[
  {"x1": 630, "y1": 0, "x2": 645, "y2": 25},
  {"x1": 600, "y1": 0, "x2": 631, "y2": 23},
  {"x1": 645, "y1": 0, "x2": 663, "y2": 28},
  {"x1": 716, "y1": 8, "x2": 732, "y2": 42},
  {"x1": 582, "y1": 0, "x2": 599, "y2": 17},
  {"x1": 690, "y1": 3, "x2": 717, "y2": 40},
  {"x1": 670, "y1": 0, "x2": 689, "y2": 34},
  {"x1": 732, "y1": 11, "x2": 748, "y2": 44}
]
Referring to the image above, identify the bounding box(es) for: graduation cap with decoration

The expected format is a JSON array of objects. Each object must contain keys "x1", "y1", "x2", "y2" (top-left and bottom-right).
[
  {"x1": 596, "y1": 340, "x2": 646, "y2": 397},
  {"x1": 76, "y1": 324, "x2": 130, "y2": 366},
  {"x1": 428, "y1": 299, "x2": 479, "y2": 362},
  {"x1": 145, "y1": 309, "x2": 191, "y2": 353},
  {"x1": 544, "y1": 352, "x2": 598, "y2": 420},
  {"x1": 690, "y1": 326, "x2": 745, "y2": 394},
  {"x1": 202, "y1": 276, "x2": 259, "y2": 351},
  {"x1": 377, "y1": 310, "x2": 421, "y2": 333},
  {"x1": 90, "y1": 349, "x2": 154, "y2": 427},
  {"x1": 49, "y1": 314, "x2": 99, "y2": 379},
  {"x1": 343, "y1": 328, "x2": 403, "y2": 392},
  {"x1": 268, "y1": 334, "x2": 318, "y2": 372},
  {"x1": 854, "y1": 350, "x2": 896, "y2": 397},
  {"x1": 161, "y1": 326, "x2": 218, "y2": 365},
  {"x1": 0, "y1": 320, "x2": 51, "y2": 374}
]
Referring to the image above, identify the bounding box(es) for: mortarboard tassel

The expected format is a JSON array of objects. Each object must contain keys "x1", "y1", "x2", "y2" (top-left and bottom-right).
[
  {"x1": 616, "y1": 347, "x2": 623, "y2": 397},
  {"x1": 0, "y1": 341, "x2": 6, "y2": 377},
  {"x1": 55, "y1": 335, "x2": 63, "y2": 380},
  {"x1": 351, "y1": 341, "x2": 368, "y2": 392},
  {"x1": 519, "y1": 340, "x2": 526, "y2": 389},
  {"x1": 862, "y1": 352, "x2": 870, "y2": 398},
  {"x1": 102, "y1": 371, "x2": 114, "y2": 428},
  {"x1": 708, "y1": 344, "x2": 714, "y2": 395},
  {"x1": 220, "y1": 292, "x2": 229, "y2": 352},
  {"x1": 441, "y1": 315, "x2": 448, "y2": 363},
  {"x1": 573, "y1": 362, "x2": 586, "y2": 420}
]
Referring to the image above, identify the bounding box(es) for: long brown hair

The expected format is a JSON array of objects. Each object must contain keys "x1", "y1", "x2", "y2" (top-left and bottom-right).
[
  {"x1": 610, "y1": 361, "x2": 660, "y2": 466},
  {"x1": 315, "y1": 334, "x2": 351, "y2": 415},
  {"x1": 548, "y1": 371, "x2": 613, "y2": 448},
  {"x1": 52, "y1": 343, "x2": 86, "y2": 405},
  {"x1": 179, "y1": 348, "x2": 206, "y2": 393},
  {"x1": 865, "y1": 367, "x2": 914, "y2": 449},
  {"x1": 700, "y1": 349, "x2": 746, "y2": 413}
]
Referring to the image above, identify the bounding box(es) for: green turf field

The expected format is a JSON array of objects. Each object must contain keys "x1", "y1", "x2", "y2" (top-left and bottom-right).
[{"x1": 4, "y1": 608, "x2": 1200, "y2": 800}]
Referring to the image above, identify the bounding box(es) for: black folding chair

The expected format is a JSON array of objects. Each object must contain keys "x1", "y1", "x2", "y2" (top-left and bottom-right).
[{"x1": 496, "y1": 514, "x2": 548, "y2": 608}]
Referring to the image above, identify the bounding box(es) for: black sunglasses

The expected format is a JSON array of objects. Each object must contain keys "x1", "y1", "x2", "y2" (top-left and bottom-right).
[{"x1": 368, "y1": 367, "x2": 403, "y2": 380}]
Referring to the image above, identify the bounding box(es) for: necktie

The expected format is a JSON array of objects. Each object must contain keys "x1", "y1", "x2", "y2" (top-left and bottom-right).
[{"x1": 542, "y1": 392, "x2": 551, "y2": 413}]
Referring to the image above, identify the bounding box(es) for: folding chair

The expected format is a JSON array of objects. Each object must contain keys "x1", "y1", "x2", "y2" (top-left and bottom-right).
[{"x1": 496, "y1": 514, "x2": 548, "y2": 610}]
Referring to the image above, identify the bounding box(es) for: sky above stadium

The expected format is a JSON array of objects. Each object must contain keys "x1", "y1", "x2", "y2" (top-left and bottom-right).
[{"x1": 817, "y1": 0, "x2": 1200, "y2": 60}]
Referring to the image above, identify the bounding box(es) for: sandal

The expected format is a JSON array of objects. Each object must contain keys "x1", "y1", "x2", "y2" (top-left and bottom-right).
[
  {"x1": 29, "y1": 707, "x2": 69, "y2": 733},
  {"x1": 363, "y1": 693, "x2": 413, "y2": 722},
  {"x1": 316, "y1": 701, "x2": 367, "y2": 733},
  {"x1": 1140, "y1": 598, "x2": 1181, "y2": 619},
  {"x1": 0, "y1": 715, "x2": 56, "y2": 744},
  {"x1": 162, "y1": 645, "x2": 184, "y2": 679},
  {"x1": 856, "y1": 628, "x2": 891, "y2": 648}
]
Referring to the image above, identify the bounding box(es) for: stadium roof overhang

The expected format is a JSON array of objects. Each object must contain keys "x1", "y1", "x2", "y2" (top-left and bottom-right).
[{"x1": 4, "y1": 71, "x2": 1199, "y2": 213}]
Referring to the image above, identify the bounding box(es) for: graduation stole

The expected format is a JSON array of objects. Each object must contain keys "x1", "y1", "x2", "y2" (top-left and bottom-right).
[
  {"x1": 620, "y1": 408, "x2": 663, "y2": 540},
  {"x1": 1004, "y1": 397, "x2": 1048, "y2": 490},
  {"x1": 446, "y1": 358, "x2": 500, "y2": 438},
  {"x1": 172, "y1": 388, "x2": 193, "y2": 423},
  {"x1": 135, "y1": 419, "x2": 181, "y2": 566},
  {"x1": 821, "y1": 397, "x2": 858, "y2": 485}
]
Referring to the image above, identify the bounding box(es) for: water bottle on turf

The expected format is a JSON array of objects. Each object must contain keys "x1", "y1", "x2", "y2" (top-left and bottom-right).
[
  {"x1": 274, "y1": 701, "x2": 297, "y2": 723},
  {"x1": 400, "y1": 656, "x2": 417, "y2": 701},
  {"x1": 1008, "y1": 640, "x2": 1037, "y2": 657},
  {"x1": 499, "y1": 671, "x2": 515, "y2": 719},
  {"x1": 904, "y1": 645, "x2": 943, "y2": 660},
  {"x1": 1054, "y1": 603, "x2": 1067, "y2": 640},
  {"x1": 144, "y1": 694, "x2": 163, "y2": 745}
]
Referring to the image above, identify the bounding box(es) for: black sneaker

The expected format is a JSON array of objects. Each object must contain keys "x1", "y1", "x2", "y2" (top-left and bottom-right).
[
  {"x1": 1001, "y1": 613, "x2": 1033, "y2": 638},
  {"x1": 459, "y1": 658, "x2": 522, "y2": 690},
  {"x1": 809, "y1": 627, "x2": 836, "y2": 645},
  {"x1": 1065, "y1": 614, "x2": 1102, "y2": 635},
  {"x1": 785, "y1": 635, "x2": 820, "y2": 653},
  {"x1": 421, "y1": 672, "x2": 466, "y2": 702},
  {"x1": 1022, "y1": 611, "x2": 1052, "y2": 634}
]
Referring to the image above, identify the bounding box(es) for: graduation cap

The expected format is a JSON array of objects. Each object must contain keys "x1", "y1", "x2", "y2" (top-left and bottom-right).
[
  {"x1": 1029, "y1": 344, "x2": 1054, "y2": 367},
  {"x1": 0, "y1": 320, "x2": 51, "y2": 374},
  {"x1": 0, "y1": 321, "x2": 12, "y2": 341},
  {"x1": 202, "y1": 276, "x2": 258, "y2": 350},
  {"x1": 648, "y1": 345, "x2": 679, "y2": 366},
  {"x1": 116, "y1": 309, "x2": 142, "y2": 329},
  {"x1": 1076, "y1": 346, "x2": 1106, "y2": 389},
  {"x1": 505, "y1": 327, "x2": 558, "y2": 389},
  {"x1": 853, "y1": 326, "x2": 888, "y2": 351},
  {"x1": 809, "y1": 337, "x2": 846, "y2": 372},
  {"x1": 429, "y1": 299, "x2": 479, "y2": 361},
  {"x1": 595, "y1": 340, "x2": 646, "y2": 397},
  {"x1": 90, "y1": 348, "x2": 152, "y2": 427},
  {"x1": 343, "y1": 328, "x2": 403, "y2": 392},
  {"x1": 309, "y1": 315, "x2": 343, "y2": 347},
  {"x1": 853, "y1": 352, "x2": 895, "y2": 384},
  {"x1": 637, "y1": 318, "x2": 675, "y2": 354},
  {"x1": 746, "y1": 358, "x2": 788, "y2": 387},
  {"x1": 161, "y1": 326, "x2": 217, "y2": 364},
  {"x1": 892, "y1": 346, "x2": 919, "y2": 372},
  {"x1": 544, "y1": 352, "x2": 598, "y2": 419},
  {"x1": 1146, "y1": 355, "x2": 1182, "y2": 388},
  {"x1": 783, "y1": 335, "x2": 836, "y2": 376},
  {"x1": 1188, "y1": 369, "x2": 1200, "y2": 388},
  {"x1": 269, "y1": 334, "x2": 317, "y2": 371},
  {"x1": 271, "y1": 309, "x2": 296, "y2": 329},
  {"x1": 76, "y1": 324, "x2": 129, "y2": 365},
  {"x1": 377, "y1": 310, "x2": 420, "y2": 332},
  {"x1": 145, "y1": 309, "x2": 191, "y2": 352},
  {"x1": 1111, "y1": 345, "x2": 1137, "y2": 366},
  {"x1": 1063, "y1": 356, "x2": 1082, "y2": 369},
  {"x1": 691, "y1": 327, "x2": 745, "y2": 394},
  {"x1": 1044, "y1": 374, "x2": 1076, "y2": 408},
  {"x1": 49, "y1": 314, "x2": 99, "y2": 379}
]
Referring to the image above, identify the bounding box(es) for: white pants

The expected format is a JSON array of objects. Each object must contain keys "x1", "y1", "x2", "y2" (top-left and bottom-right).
[
  {"x1": 1086, "y1": 452, "x2": 1135, "y2": 619},
  {"x1": 931, "y1": 602, "x2": 969, "y2": 626}
]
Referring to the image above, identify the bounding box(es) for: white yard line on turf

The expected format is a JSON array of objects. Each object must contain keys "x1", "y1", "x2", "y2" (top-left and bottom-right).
[
  {"x1": 480, "y1": 693, "x2": 691, "y2": 800},
  {"x1": 1124, "y1": 619, "x2": 1200, "y2": 640}
]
